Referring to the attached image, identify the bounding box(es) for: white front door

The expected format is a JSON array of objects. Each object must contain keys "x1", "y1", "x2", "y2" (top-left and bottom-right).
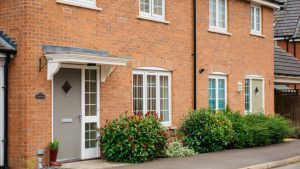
[
  {"x1": 0, "y1": 58, "x2": 5, "y2": 166},
  {"x1": 81, "y1": 68, "x2": 100, "y2": 159}
]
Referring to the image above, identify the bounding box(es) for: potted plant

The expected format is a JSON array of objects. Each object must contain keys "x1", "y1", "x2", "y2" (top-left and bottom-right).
[{"x1": 49, "y1": 139, "x2": 60, "y2": 165}]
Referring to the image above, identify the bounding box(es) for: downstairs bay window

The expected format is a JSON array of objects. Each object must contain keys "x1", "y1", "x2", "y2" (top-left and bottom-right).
[{"x1": 133, "y1": 70, "x2": 171, "y2": 125}]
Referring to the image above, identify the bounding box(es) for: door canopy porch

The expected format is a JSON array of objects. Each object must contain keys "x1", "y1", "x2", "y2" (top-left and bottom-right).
[{"x1": 43, "y1": 45, "x2": 131, "y2": 81}]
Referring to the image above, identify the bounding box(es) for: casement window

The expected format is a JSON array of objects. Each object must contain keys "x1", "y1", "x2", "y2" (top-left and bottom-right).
[
  {"x1": 132, "y1": 70, "x2": 171, "y2": 125},
  {"x1": 209, "y1": 0, "x2": 227, "y2": 31},
  {"x1": 209, "y1": 75, "x2": 227, "y2": 110},
  {"x1": 251, "y1": 5, "x2": 262, "y2": 34},
  {"x1": 139, "y1": 0, "x2": 165, "y2": 19},
  {"x1": 245, "y1": 77, "x2": 264, "y2": 114}
]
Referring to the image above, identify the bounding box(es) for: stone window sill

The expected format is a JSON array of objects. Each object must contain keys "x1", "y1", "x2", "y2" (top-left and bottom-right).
[
  {"x1": 56, "y1": 0, "x2": 102, "y2": 11},
  {"x1": 208, "y1": 28, "x2": 232, "y2": 36},
  {"x1": 137, "y1": 15, "x2": 171, "y2": 24},
  {"x1": 250, "y1": 32, "x2": 266, "y2": 38}
]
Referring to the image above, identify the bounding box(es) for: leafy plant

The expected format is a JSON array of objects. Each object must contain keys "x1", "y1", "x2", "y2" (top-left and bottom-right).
[
  {"x1": 224, "y1": 111, "x2": 293, "y2": 148},
  {"x1": 49, "y1": 139, "x2": 60, "y2": 151},
  {"x1": 165, "y1": 141, "x2": 195, "y2": 157},
  {"x1": 292, "y1": 127, "x2": 300, "y2": 139},
  {"x1": 180, "y1": 109, "x2": 234, "y2": 153},
  {"x1": 99, "y1": 112, "x2": 168, "y2": 163}
]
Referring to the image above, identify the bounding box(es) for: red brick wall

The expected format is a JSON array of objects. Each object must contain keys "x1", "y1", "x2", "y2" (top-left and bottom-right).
[
  {"x1": 196, "y1": 1, "x2": 274, "y2": 114},
  {"x1": 277, "y1": 40, "x2": 300, "y2": 60},
  {"x1": 0, "y1": 0, "x2": 275, "y2": 168}
]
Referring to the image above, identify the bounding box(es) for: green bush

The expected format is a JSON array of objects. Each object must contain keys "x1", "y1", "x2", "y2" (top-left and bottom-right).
[
  {"x1": 99, "y1": 112, "x2": 168, "y2": 163},
  {"x1": 223, "y1": 111, "x2": 249, "y2": 148},
  {"x1": 293, "y1": 127, "x2": 300, "y2": 139},
  {"x1": 224, "y1": 111, "x2": 293, "y2": 148},
  {"x1": 166, "y1": 141, "x2": 195, "y2": 158},
  {"x1": 180, "y1": 109, "x2": 234, "y2": 153}
]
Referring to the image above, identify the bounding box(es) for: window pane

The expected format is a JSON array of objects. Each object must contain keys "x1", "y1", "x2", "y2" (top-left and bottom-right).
[
  {"x1": 209, "y1": 79, "x2": 216, "y2": 110},
  {"x1": 218, "y1": 0, "x2": 226, "y2": 28},
  {"x1": 209, "y1": 0, "x2": 217, "y2": 27},
  {"x1": 133, "y1": 74, "x2": 143, "y2": 114},
  {"x1": 85, "y1": 69, "x2": 97, "y2": 117},
  {"x1": 140, "y1": 0, "x2": 150, "y2": 13},
  {"x1": 147, "y1": 75, "x2": 156, "y2": 113},
  {"x1": 153, "y1": 0, "x2": 163, "y2": 16},
  {"x1": 251, "y1": 7, "x2": 255, "y2": 30},
  {"x1": 85, "y1": 123, "x2": 97, "y2": 149},
  {"x1": 245, "y1": 79, "x2": 251, "y2": 112},
  {"x1": 218, "y1": 79, "x2": 225, "y2": 109},
  {"x1": 160, "y1": 76, "x2": 169, "y2": 122},
  {"x1": 256, "y1": 8, "x2": 261, "y2": 31}
]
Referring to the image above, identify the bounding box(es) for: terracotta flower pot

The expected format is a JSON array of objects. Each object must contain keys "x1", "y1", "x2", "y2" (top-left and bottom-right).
[{"x1": 50, "y1": 149, "x2": 58, "y2": 162}]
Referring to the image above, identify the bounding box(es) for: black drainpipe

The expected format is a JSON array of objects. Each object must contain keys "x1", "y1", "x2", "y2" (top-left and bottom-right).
[
  {"x1": 193, "y1": 0, "x2": 197, "y2": 110},
  {"x1": 3, "y1": 53, "x2": 11, "y2": 169}
]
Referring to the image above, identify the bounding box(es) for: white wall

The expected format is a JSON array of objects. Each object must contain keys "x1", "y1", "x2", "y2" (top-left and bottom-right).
[{"x1": 0, "y1": 57, "x2": 5, "y2": 166}]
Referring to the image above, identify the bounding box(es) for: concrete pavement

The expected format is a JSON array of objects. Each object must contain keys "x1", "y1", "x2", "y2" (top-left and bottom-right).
[
  {"x1": 112, "y1": 139, "x2": 300, "y2": 169},
  {"x1": 61, "y1": 139, "x2": 300, "y2": 169},
  {"x1": 275, "y1": 162, "x2": 300, "y2": 169}
]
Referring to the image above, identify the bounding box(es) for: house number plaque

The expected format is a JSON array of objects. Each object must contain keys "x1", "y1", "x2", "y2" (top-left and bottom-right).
[{"x1": 35, "y1": 92, "x2": 46, "y2": 100}]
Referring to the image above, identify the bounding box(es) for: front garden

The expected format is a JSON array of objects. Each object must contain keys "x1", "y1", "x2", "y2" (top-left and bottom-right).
[{"x1": 99, "y1": 109, "x2": 295, "y2": 163}]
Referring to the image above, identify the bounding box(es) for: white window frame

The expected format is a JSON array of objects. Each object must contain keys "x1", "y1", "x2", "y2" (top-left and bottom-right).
[
  {"x1": 251, "y1": 5, "x2": 262, "y2": 35},
  {"x1": 209, "y1": 0, "x2": 228, "y2": 32},
  {"x1": 208, "y1": 75, "x2": 227, "y2": 111},
  {"x1": 0, "y1": 58, "x2": 4, "y2": 167},
  {"x1": 56, "y1": 0, "x2": 102, "y2": 11},
  {"x1": 132, "y1": 69, "x2": 172, "y2": 126},
  {"x1": 139, "y1": 0, "x2": 166, "y2": 20},
  {"x1": 244, "y1": 75, "x2": 265, "y2": 115}
]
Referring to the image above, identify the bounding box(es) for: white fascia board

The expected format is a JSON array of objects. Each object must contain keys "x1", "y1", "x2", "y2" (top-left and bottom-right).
[
  {"x1": 45, "y1": 53, "x2": 132, "y2": 80},
  {"x1": 275, "y1": 75, "x2": 300, "y2": 84},
  {"x1": 246, "y1": 0, "x2": 280, "y2": 9},
  {"x1": 45, "y1": 54, "x2": 132, "y2": 66}
]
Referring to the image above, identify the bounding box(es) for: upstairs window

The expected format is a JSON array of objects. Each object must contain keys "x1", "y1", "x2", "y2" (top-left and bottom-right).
[
  {"x1": 209, "y1": 0, "x2": 227, "y2": 31},
  {"x1": 251, "y1": 5, "x2": 262, "y2": 34},
  {"x1": 139, "y1": 0, "x2": 165, "y2": 19}
]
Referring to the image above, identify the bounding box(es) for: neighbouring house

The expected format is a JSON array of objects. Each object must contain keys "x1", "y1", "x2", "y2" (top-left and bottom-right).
[
  {"x1": 273, "y1": 0, "x2": 300, "y2": 127},
  {"x1": 0, "y1": 31, "x2": 17, "y2": 168},
  {"x1": 274, "y1": 0, "x2": 300, "y2": 89},
  {"x1": 0, "y1": 0, "x2": 280, "y2": 168}
]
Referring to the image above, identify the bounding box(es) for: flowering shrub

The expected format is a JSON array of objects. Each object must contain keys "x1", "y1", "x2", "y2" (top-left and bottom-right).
[
  {"x1": 99, "y1": 112, "x2": 168, "y2": 163},
  {"x1": 166, "y1": 141, "x2": 195, "y2": 157},
  {"x1": 180, "y1": 109, "x2": 234, "y2": 153}
]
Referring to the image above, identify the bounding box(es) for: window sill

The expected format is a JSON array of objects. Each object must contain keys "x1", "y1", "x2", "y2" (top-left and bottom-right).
[
  {"x1": 137, "y1": 15, "x2": 171, "y2": 24},
  {"x1": 56, "y1": 0, "x2": 102, "y2": 11},
  {"x1": 250, "y1": 32, "x2": 265, "y2": 38},
  {"x1": 208, "y1": 28, "x2": 232, "y2": 36}
]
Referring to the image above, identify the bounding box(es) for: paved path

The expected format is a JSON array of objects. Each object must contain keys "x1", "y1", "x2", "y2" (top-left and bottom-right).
[
  {"x1": 112, "y1": 139, "x2": 300, "y2": 169},
  {"x1": 61, "y1": 139, "x2": 300, "y2": 169},
  {"x1": 275, "y1": 162, "x2": 300, "y2": 169}
]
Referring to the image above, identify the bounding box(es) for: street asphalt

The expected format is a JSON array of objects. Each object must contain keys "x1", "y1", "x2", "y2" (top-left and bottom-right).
[{"x1": 110, "y1": 139, "x2": 300, "y2": 169}]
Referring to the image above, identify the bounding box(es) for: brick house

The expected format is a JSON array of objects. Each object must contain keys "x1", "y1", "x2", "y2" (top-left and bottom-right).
[
  {"x1": 274, "y1": 0, "x2": 300, "y2": 87},
  {"x1": 0, "y1": 0, "x2": 280, "y2": 168}
]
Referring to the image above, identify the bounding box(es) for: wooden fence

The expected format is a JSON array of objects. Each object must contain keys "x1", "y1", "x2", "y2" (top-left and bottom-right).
[{"x1": 275, "y1": 89, "x2": 300, "y2": 127}]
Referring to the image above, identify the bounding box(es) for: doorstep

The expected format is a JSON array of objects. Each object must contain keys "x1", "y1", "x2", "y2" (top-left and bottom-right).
[{"x1": 59, "y1": 160, "x2": 128, "y2": 169}]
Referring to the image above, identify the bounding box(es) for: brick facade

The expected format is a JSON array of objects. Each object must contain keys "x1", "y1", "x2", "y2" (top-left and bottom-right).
[{"x1": 0, "y1": 0, "x2": 275, "y2": 168}]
